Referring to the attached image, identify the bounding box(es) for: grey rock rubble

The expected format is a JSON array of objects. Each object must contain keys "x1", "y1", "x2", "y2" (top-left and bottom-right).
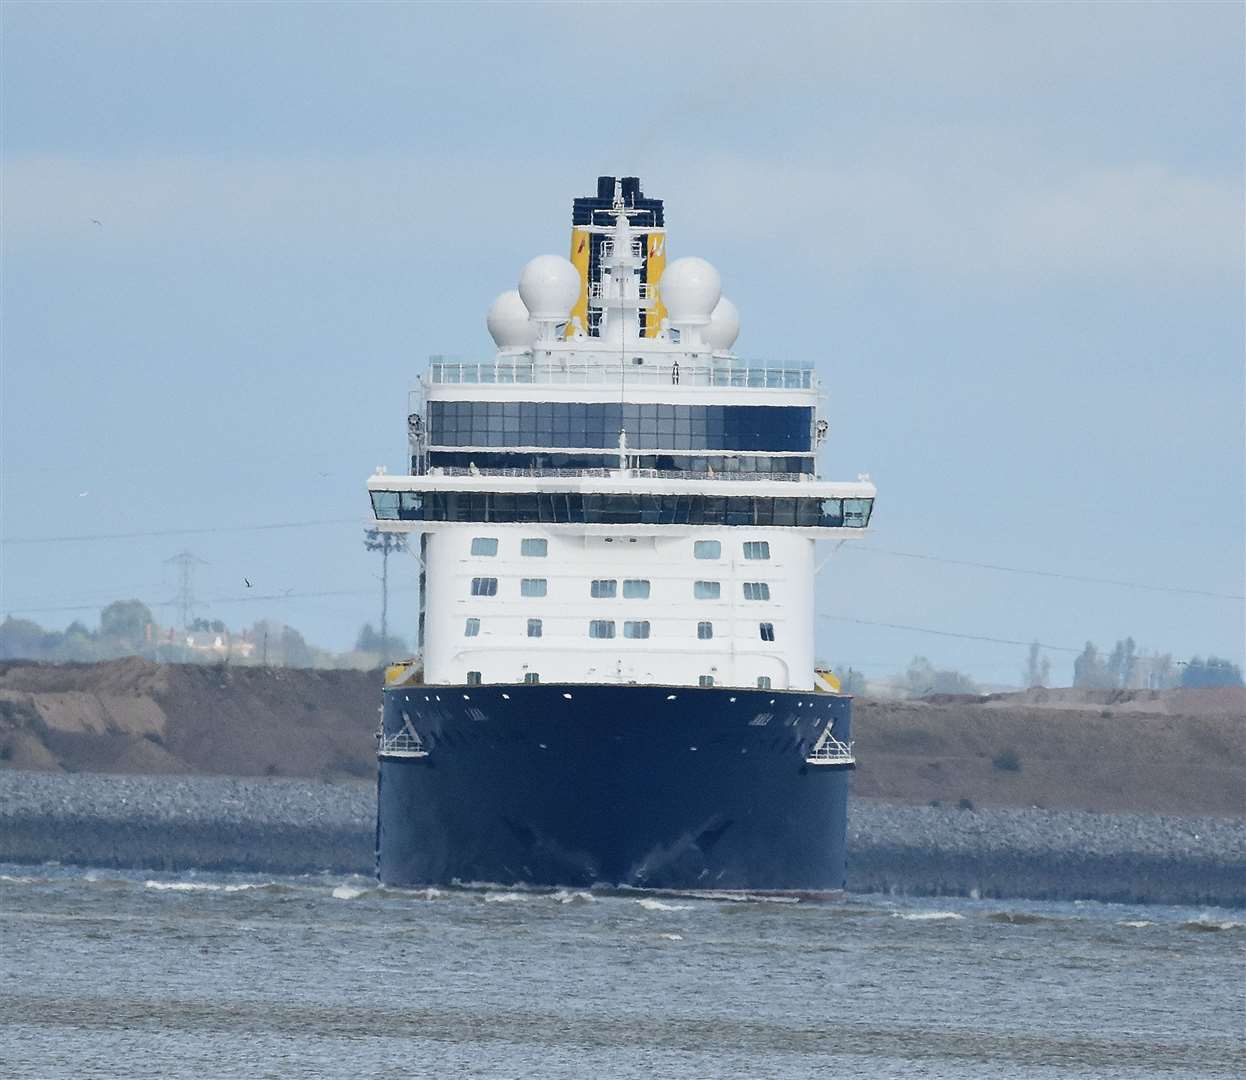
[{"x1": 1, "y1": 771, "x2": 1243, "y2": 906}]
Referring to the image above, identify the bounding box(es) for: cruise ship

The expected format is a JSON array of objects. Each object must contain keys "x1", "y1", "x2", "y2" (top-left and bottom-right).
[{"x1": 368, "y1": 176, "x2": 875, "y2": 893}]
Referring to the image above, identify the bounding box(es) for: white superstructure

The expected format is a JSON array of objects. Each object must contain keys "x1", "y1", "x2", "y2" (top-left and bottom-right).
[{"x1": 369, "y1": 178, "x2": 875, "y2": 691}]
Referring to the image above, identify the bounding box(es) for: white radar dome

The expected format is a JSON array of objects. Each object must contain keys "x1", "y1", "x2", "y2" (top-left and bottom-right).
[
  {"x1": 659, "y1": 256, "x2": 721, "y2": 326},
  {"x1": 486, "y1": 290, "x2": 535, "y2": 349},
  {"x1": 705, "y1": 296, "x2": 740, "y2": 351},
  {"x1": 518, "y1": 254, "x2": 581, "y2": 321}
]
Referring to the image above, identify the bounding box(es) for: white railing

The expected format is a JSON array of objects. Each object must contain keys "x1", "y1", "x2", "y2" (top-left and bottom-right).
[
  {"x1": 376, "y1": 727, "x2": 429, "y2": 759},
  {"x1": 424, "y1": 466, "x2": 809, "y2": 482},
  {"x1": 805, "y1": 731, "x2": 855, "y2": 767},
  {"x1": 587, "y1": 282, "x2": 658, "y2": 303},
  {"x1": 425, "y1": 357, "x2": 815, "y2": 390},
  {"x1": 600, "y1": 239, "x2": 644, "y2": 261}
]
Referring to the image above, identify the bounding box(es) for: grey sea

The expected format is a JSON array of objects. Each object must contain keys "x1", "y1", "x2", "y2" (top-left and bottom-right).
[{"x1": 1, "y1": 864, "x2": 1242, "y2": 1079}]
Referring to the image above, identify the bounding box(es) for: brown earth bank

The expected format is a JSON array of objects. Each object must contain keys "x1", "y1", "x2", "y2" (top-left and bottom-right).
[{"x1": 1, "y1": 659, "x2": 1242, "y2": 817}]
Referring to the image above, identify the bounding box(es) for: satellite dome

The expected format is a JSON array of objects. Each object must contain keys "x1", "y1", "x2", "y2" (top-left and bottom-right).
[
  {"x1": 486, "y1": 290, "x2": 535, "y2": 349},
  {"x1": 705, "y1": 296, "x2": 740, "y2": 351},
  {"x1": 518, "y1": 254, "x2": 580, "y2": 322},
  {"x1": 659, "y1": 256, "x2": 721, "y2": 326}
]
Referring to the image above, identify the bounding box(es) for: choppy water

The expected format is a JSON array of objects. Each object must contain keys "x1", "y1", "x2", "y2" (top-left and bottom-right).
[{"x1": 1, "y1": 864, "x2": 1242, "y2": 1079}]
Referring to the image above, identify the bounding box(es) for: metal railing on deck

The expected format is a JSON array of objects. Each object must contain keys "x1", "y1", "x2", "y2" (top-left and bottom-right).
[
  {"x1": 376, "y1": 726, "x2": 429, "y2": 759},
  {"x1": 805, "y1": 731, "x2": 855, "y2": 768},
  {"x1": 424, "y1": 356, "x2": 816, "y2": 389}
]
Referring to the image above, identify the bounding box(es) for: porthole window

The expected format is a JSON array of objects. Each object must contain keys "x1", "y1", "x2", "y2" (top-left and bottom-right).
[
  {"x1": 743, "y1": 582, "x2": 771, "y2": 601},
  {"x1": 527, "y1": 619, "x2": 543, "y2": 638},
  {"x1": 589, "y1": 620, "x2": 616, "y2": 639},
  {"x1": 470, "y1": 577, "x2": 498, "y2": 597},
  {"x1": 694, "y1": 540, "x2": 721, "y2": 560},
  {"x1": 464, "y1": 618, "x2": 480, "y2": 637},
  {"x1": 590, "y1": 579, "x2": 617, "y2": 598},
  {"x1": 623, "y1": 621, "x2": 651, "y2": 639},
  {"x1": 743, "y1": 541, "x2": 771, "y2": 560},
  {"x1": 520, "y1": 578, "x2": 547, "y2": 598},
  {"x1": 470, "y1": 537, "x2": 498, "y2": 557},
  {"x1": 622, "y1": 579, "x2": 651, "y2": 599},
  {"x1": 693, "y1": 580, "x2": 721, "y2": 600},
  {"x1": 521, "y1": 538, "x2": 548, "y2": 557},
  {"x1": 759, "y1": 622, "x2": 776, "y2": 642},
  {"x1": 697, "y1": 621, "x2": 714, "y2": 640}
]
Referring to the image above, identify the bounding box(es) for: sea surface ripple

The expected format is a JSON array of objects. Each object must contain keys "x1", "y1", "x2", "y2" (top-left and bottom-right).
[{"x1": 1, "y1": 864, "x2": 1242, "y2": 1078}]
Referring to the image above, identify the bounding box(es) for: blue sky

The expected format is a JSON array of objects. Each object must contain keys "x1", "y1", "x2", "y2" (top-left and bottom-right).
[{"x1": 2, "y1": 1, "x2": 1242, "y2": 683}]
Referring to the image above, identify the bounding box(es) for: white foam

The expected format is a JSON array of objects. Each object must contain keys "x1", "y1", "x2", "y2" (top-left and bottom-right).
[
  {"x1": 0, "y1": 874, "x2": 38, "y2": 885},
  {"x1": 658, "y1": 933, "x2": 684, "y2": 941},
  {"x1": 551, "y1": 890, "x2": 595, "y2": 904},
  {"x1": 483, "y1": 891, "x2": 531, "y2": 903},
  {"x1": 894, "y1": 911, "x2": 964, "y2": 922},
  {"x1": 143, "y1": 880, "x2": 266, "y2": 893},
  {"x1": 1118, "y1": 920, "x2": 1154, "y2": 928},
  {"x1": 331, "y1": 884, "x2": 368, "y2": 900},
  {"x1": 636, "y1": 898, "x2": 694, "y2": 912}
]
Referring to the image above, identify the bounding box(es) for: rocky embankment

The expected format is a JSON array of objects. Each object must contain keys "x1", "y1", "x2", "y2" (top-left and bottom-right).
[
  {"x1": 1, "y1": 660, "x2": 1243, "y2": 905},
  {"x1": 2, "y1": 770, "x2": 1243, "y2": 907}
]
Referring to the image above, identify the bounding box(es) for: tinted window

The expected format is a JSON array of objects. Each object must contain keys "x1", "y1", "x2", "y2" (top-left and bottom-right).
[
  {"x1": 521, "y1": 578, "x2": 547, "y2": 597},
  {"x1": 623, "y1": 621, "x2": 650, "y2": 639},
  {"x1": 527, "y1": 619, "x2": 542, "y2": 638},
  {"x1": 589, "y1": 620, "x2": 616, "y2": 639},
  {"x1": 523, "y1": 672, "x2": 540, "y2": 684},
  {"x1": 466, "y1": 671, "x2": 482, "y2": 686},
  {"x1": 470, "y1": 577, "x2": 498, "y2": 597},
  {"x1": 699, "y1": 675, "x2": 715, "y2": 687},
  {"x1": 521, "y1": 538, "x2": 548, "y2": 557},
  {"x1": 697, "y1": 621, "x2": 713, "y2": 640},
  {"x1": 743, "y1": 541, "x2": 771, "y2": 560},
  {"x1": 759, "y1": 622, "x2": 776, "y2": 641},
  {"x1": 694, "y1": 540, "x2": 721, "y2": 559},
  {"x1": 372, "y1": 493, "x2": 871, "y2": 528},
  {"x1": 470, "y1": 537, "x2": 498, "y2": 556},
  {"x1": 743, "y1": 582, "x2": 771, "y2": 600},
  {"x1": 693, "y1": 581, "x2": 721, "y2": 600},
  {"x1": 464, "y1": 618, "x2": 480, "y2": 637},
  {"x1": 622, "y1": 579, "x2": 651, "y2": 599},
  {"x1": 757, "y1": 676, "x2": 772, "y2": 689},
  {"x1": 590, "y1": 579, "x2": 617, "y2": 598}
]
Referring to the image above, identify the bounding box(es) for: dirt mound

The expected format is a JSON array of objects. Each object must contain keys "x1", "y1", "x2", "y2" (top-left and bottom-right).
[
  {"x1": 852, "y1": 696, "x2": 1245, "y2": 817},
  {"x1": 0, "y1": 659, "x2": 378, "y2": 781}
]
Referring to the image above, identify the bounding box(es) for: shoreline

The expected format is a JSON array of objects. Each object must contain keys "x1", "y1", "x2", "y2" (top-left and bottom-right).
[{"x1": 2, "y1": 771, "x2": 1242, "y2": 907}]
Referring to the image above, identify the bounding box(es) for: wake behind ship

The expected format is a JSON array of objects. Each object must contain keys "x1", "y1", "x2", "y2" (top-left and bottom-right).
[{"x1": 368, "y1": 176, "x2": 875, "y2": 892}]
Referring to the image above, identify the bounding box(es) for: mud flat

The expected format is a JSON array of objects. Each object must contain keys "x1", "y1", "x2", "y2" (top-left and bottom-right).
[{"x1": 2, "y1": 771, "x2": 1242, "y2": 907}]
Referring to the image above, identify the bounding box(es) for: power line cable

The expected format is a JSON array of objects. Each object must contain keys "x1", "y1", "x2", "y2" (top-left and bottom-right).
[
  {"x1": 817, "y1": 613, "x2": 1082, "y2": 653},
  {"x1": 842, "y1": 545, "x2": 1243, "y2": 602},
  {"x1": 2, "y1": 518, "x2": 363, "y2": 545}
]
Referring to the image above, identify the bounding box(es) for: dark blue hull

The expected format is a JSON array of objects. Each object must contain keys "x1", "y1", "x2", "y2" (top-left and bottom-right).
[{"x1": 376, "y1": 683, "x2": 851, "y2": 892}]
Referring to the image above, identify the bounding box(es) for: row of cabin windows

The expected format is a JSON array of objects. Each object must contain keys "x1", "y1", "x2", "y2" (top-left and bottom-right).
[
  {"x1": 465, "y1": 617, "x2": 775, "y2": 642},
  {"x1": 468, "y1": 537, "x2": 769, "y2": 562},
  {"x1": 471, "y1": 536, "x2": 549, "y2": 557},
  {"x1": 471, "y1": 577, "x2": 771, "y2": 601},
  {"x1": 466, "y1": 672, "x2": 772, "y2": 689}
]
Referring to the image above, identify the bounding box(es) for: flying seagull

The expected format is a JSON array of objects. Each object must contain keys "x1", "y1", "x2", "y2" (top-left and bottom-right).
[
  {"x1": 90, "y1": 219, "x2": 102, "y2": 227},
  {"x1": 244, "y1": 578, "x2": 252, "y2": 588}
]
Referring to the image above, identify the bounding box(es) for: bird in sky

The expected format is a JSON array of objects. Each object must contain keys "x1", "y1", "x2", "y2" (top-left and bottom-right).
[
  {"x1": 244, "y1": 578, "x2": 252, "y2": 588},
  {"x1": 90, "y1": 219, "x2": 102, "y2": 227},
  {"x1": 78, "y1": 491, "x2": 89, "y2": 497}
]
